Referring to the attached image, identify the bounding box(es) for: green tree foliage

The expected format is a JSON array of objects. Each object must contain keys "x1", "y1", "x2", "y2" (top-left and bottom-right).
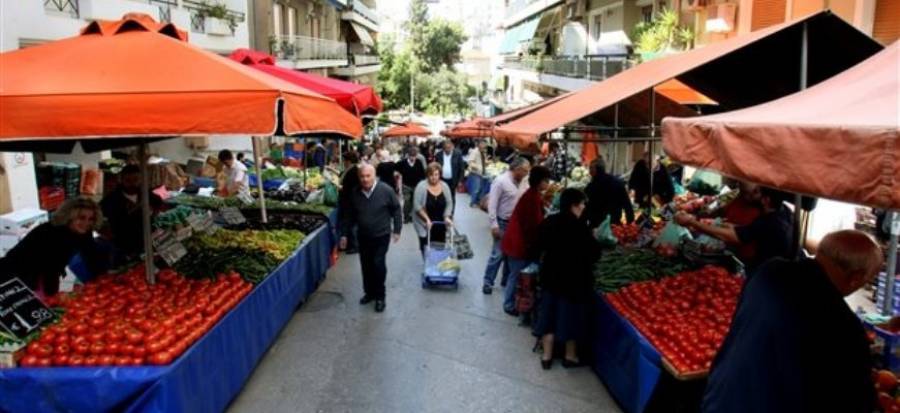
[
  {"x1": 376, "y1": 0, "x2": 473, "y2": 115},
  {"x1": 418, "y1": 19, "x2": 467, "y2": 72},
  {"x1": 415, "y1": 68, "x2": 475, "y2": 116}
]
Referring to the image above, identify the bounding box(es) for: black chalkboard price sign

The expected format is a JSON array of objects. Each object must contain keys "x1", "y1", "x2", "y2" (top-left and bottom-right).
[{"x1": 0, "y1": 278, "x2": 54, "y2": 339}]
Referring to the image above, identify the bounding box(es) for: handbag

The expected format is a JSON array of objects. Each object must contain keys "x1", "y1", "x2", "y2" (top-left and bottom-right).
[{"x1": 451, "y1": 228, "x2": 474, "y2": 260}]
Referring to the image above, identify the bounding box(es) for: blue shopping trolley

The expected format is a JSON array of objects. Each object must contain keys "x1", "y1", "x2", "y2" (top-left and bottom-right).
[{"x1": 421, "y1": 222, "x2": 460, "y2": 289}]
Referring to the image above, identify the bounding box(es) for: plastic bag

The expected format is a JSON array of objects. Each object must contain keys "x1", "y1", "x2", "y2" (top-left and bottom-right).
[
  {"x1": 323, "y1": 181, "x2": 339, "y2": 207},
  {"x1": 593, "y1": 216, "x2": 619, "y2": 247},
  {"x1": 653, "y1": 221, "x2": 692, "y2": 248},
  {"x1": 306, "y1": 189, "x2": 324, "y2": 204},
  {"x1": 687, "y1": 169, "x2": 722, "y2": 196},
  {"x1": 673, "y1": 177, "x2": 686, "y2": 196}
]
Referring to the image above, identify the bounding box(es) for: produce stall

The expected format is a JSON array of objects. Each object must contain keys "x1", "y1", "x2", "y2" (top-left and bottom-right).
[
  {"x1": 0, "y1": 13, "x2": 355, "y2": 413},
  {"x1": 0, "y1": 223, "x2": 334, "y2": 413}
]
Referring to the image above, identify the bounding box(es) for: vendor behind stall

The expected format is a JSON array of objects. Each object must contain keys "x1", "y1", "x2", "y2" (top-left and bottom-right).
[
  {"x1": 717, "y1": 181, "x2": 762, "y2": 262},
  {"x1": 676, "y1": 186, "x2": 794, "y2": 275},
  {"x1": 585, "y1": 157, "x2": 634, "y2": 227},
  {"x1": 100, "y1": 165, "x2": 164, "y2": 265},
  {"x1": 218, "y1": 149, "x2": 250, "y2": 198},
  {"x1": 0, "y1": 198, "x2": 105, "y2": 298}
]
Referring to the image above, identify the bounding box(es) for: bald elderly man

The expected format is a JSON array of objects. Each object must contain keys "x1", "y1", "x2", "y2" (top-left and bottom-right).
[
  {"x1": 703, "y1": 230, "x2": 881, "y2": 413},
  {"x1": 340, "y1": 163, "x2": 402, "y2": 313}
]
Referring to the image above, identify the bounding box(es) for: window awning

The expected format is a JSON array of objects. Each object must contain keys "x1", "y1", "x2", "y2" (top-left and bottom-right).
[
  {"x1": 493, "y1": 11, "x2": 883, "y2": 146},
  {"x1": 499, "y1": 17, "x2": 541, "y2": 54},
  {"x1": 349, "y1": 22, "x2": 375, "y2": 47}
]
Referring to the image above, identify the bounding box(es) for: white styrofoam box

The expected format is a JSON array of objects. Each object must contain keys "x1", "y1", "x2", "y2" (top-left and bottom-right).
[
  {"x1": 0, "y1": 208, "x2": 48, "y2": 236},
  {"x1": 0, "y1": 234, "x2": 22, "y2": 258}
]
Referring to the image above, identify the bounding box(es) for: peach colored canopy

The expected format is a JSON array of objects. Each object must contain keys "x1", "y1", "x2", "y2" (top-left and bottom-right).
[
  {"x1": 662, "y1": 42, "x2": 900, "y2": 209},
  {"x1": 382, "y1": 122, "x2": 432, "y2": 138},
  {"x1": 441, "y1": 117, "x2": 491, "y2": 138},
  {"x1": 494, "y1": 12, "x2": 881, "y2": 148},
  {"x1": 0, "y1": 14, "x2": 363, "y2": 141},
  {"x1": 438, "y1": 94, "x2": 575, "y2": 141}
]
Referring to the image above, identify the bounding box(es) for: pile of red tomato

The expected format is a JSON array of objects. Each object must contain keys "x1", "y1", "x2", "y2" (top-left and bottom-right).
[
  {"x1": 875, "y1": 369, "x2": 900, "y2": 412},
  {"x1": 18, "y1": 266, "x2": 253, "y2": 368},
  {"x1": 612, "y1": 223, "x2": 641, "y2": 245},
  {"x1": 606, "y1": 266, "x2": 743, "y2": 375}
]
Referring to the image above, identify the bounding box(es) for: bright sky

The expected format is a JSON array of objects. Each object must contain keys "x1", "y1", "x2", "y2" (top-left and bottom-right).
[{"x1": 378, "y1": 0, "x2": 505, "y2": 51}]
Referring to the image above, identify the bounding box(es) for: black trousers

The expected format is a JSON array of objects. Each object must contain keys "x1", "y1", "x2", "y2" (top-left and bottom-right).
[
  {"x1": 359, "y1": 234, "x2": 391, "y2": 299},
  {"x1": 441, "y1": 178, "x2": 457, "y2": 217}
]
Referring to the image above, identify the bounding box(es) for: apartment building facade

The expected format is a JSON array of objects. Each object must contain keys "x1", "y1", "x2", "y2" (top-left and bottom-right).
[
  {"x1": 248, "y1": 0, "x2": 380, "y2": 84},
  {"x1": 494, "y1": 0, "x2": 898, "y2": 109}
]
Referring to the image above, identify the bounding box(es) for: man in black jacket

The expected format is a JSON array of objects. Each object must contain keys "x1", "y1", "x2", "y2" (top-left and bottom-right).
[
  {"x1": 339, "y1": 152, "x2": 361, "y2": 253},
  {"x1": 434, "y1": 140, "x2": 465, "y2": 216},
  {"x1": 101, "y1": 165, "x2": 163, "y2": 265},
  {"x1": 584, "y1": 158, "x2": 634, "y2": 228},
  {"x1": 339, "y1": 164, "x2": 402, "y2": 313},
  {"x1": 397, "y1": 146, "x2": 426, "y2": 223},
  {"x1": 703, "y1": 230, "x2": 879, "y2": 413}
]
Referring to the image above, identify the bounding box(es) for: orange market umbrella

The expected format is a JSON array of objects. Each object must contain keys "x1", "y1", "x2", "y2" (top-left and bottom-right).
[
  {"x1": 0, "y1": 14, "x2": 363, "y2": 282},
  {"x1": 0, "y1": 13, "x2": 363, "y2": 141},
  {"x1": 382, "y1": 122, "x2": 432, "y2": 138}
]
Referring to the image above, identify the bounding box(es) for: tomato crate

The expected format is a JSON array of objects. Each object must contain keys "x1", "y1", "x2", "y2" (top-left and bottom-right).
[{"x1": 661, "y1": 356, "x2": 709, "y2": 381}]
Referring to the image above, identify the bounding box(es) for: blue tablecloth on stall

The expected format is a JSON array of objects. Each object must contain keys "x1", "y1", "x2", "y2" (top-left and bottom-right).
[
  {"x1": 591, "y1": 294, "x2": 663, "y2": 413},
  {"x1": 0, "y1": 225, "x2": 334, "y2": 413}
]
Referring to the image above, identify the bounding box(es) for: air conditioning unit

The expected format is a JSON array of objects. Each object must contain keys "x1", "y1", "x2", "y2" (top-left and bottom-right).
[{"x1": 705, "y1": 3, "x2": 736, "y2": 33}]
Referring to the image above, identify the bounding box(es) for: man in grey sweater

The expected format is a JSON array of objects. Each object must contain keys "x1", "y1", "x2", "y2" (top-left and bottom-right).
[{"x1": 340, "y1": 164, "x2": 402, "y2": 312}]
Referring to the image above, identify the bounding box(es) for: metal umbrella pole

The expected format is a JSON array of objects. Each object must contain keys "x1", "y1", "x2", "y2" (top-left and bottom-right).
[
  {"x1": 253, "y1": 136, "x2": 268, "y2": 223},
  {"x1": 883, "y1": 211, "x2": 899, "y2": 316},
  {"x1": 138, "y1": 142, "x2": 155, "y2": 284},
  {"x1": 793, "y1": 21, "x2": 810, "y2": 259}
]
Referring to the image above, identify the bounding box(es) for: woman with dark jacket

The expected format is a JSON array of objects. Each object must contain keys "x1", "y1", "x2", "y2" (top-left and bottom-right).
[
  {"x1": 534, "y1": 188, "x2": 603, "y2": 370},
  {"x1": 0, "y1": 198, "x2": 105, "y2": 298}
]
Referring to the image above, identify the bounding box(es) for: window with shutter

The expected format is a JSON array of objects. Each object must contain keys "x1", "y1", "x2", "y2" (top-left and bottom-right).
[
  {"x1": 751, "y1": 0, "x2": 787, "y2": 31},
  {"x1": 873, "y1": 0, "x2": 900, "y2": 45}
]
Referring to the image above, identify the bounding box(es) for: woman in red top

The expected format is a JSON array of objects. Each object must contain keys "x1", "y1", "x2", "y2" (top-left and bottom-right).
[
  {"x1": 500, "y1": 166, "x2": 552, "y2": 316},
  {"x1": 722, "y1": 181, "x2": 763, "y2": 262}
]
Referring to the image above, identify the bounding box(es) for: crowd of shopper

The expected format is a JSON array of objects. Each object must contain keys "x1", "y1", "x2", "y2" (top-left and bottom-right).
[{"x1": 332, "y1": 134, "x2": 880, "y2": 412}]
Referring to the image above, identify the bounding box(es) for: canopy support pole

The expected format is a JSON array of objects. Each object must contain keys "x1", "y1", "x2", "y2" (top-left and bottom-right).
[
  {"x1": 612, "y1": 103, "x2": 619, "y2": 175},
  {"x1": 647, "y1": 88, "x2": 656, "y2": 214},
  {"x1": 138, "y1": 143, "x2": 155, "y2": 285},
  {"x1": 793, "y1": 21, "x2": 809, "y2": 259},
  {"x1": 561, "y1": 128, "x2": 569, "y2": 187},
  {"x1": 253, "y1": 136, "x2": 268, "y2": 223},
  {"x1": 883, "y1": 211, "x2": 899, "y2": 316},
  {"x1": 303, "y1": 136, "x2": 308, "y2": 188}
]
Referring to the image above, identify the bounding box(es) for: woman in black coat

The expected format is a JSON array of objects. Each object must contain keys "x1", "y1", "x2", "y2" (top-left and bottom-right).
[{"x1": 534, "y1": 188, "x2": 603, "y2": 370}]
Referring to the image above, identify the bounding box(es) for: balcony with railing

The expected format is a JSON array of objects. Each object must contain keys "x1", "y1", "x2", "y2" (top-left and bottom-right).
[
  {"x1": 352, "y1": 54, "x2": 380, "y2": 66},
  {"x1": 44, "y1": 0, "x2": 80, "y2": 18},
  {"x1": 342, "y1": 0, "x2": 380, "y2": 32},
  {"x1": 273, "y1": 35, "x2": 349, "y2": 67},
  {"x1": 503, "y1": 54, "x2": 639, "y2": 82}
]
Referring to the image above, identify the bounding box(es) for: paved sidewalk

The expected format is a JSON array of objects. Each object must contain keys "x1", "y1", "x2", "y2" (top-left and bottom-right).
[{"x1": 228, "y1": 194, "x2": 621, "y2": 413}]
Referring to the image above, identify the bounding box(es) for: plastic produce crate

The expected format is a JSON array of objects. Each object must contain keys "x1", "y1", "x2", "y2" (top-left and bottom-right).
[{"x1": 863, "y1": 321, "x2": 900, "y2": 372}]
